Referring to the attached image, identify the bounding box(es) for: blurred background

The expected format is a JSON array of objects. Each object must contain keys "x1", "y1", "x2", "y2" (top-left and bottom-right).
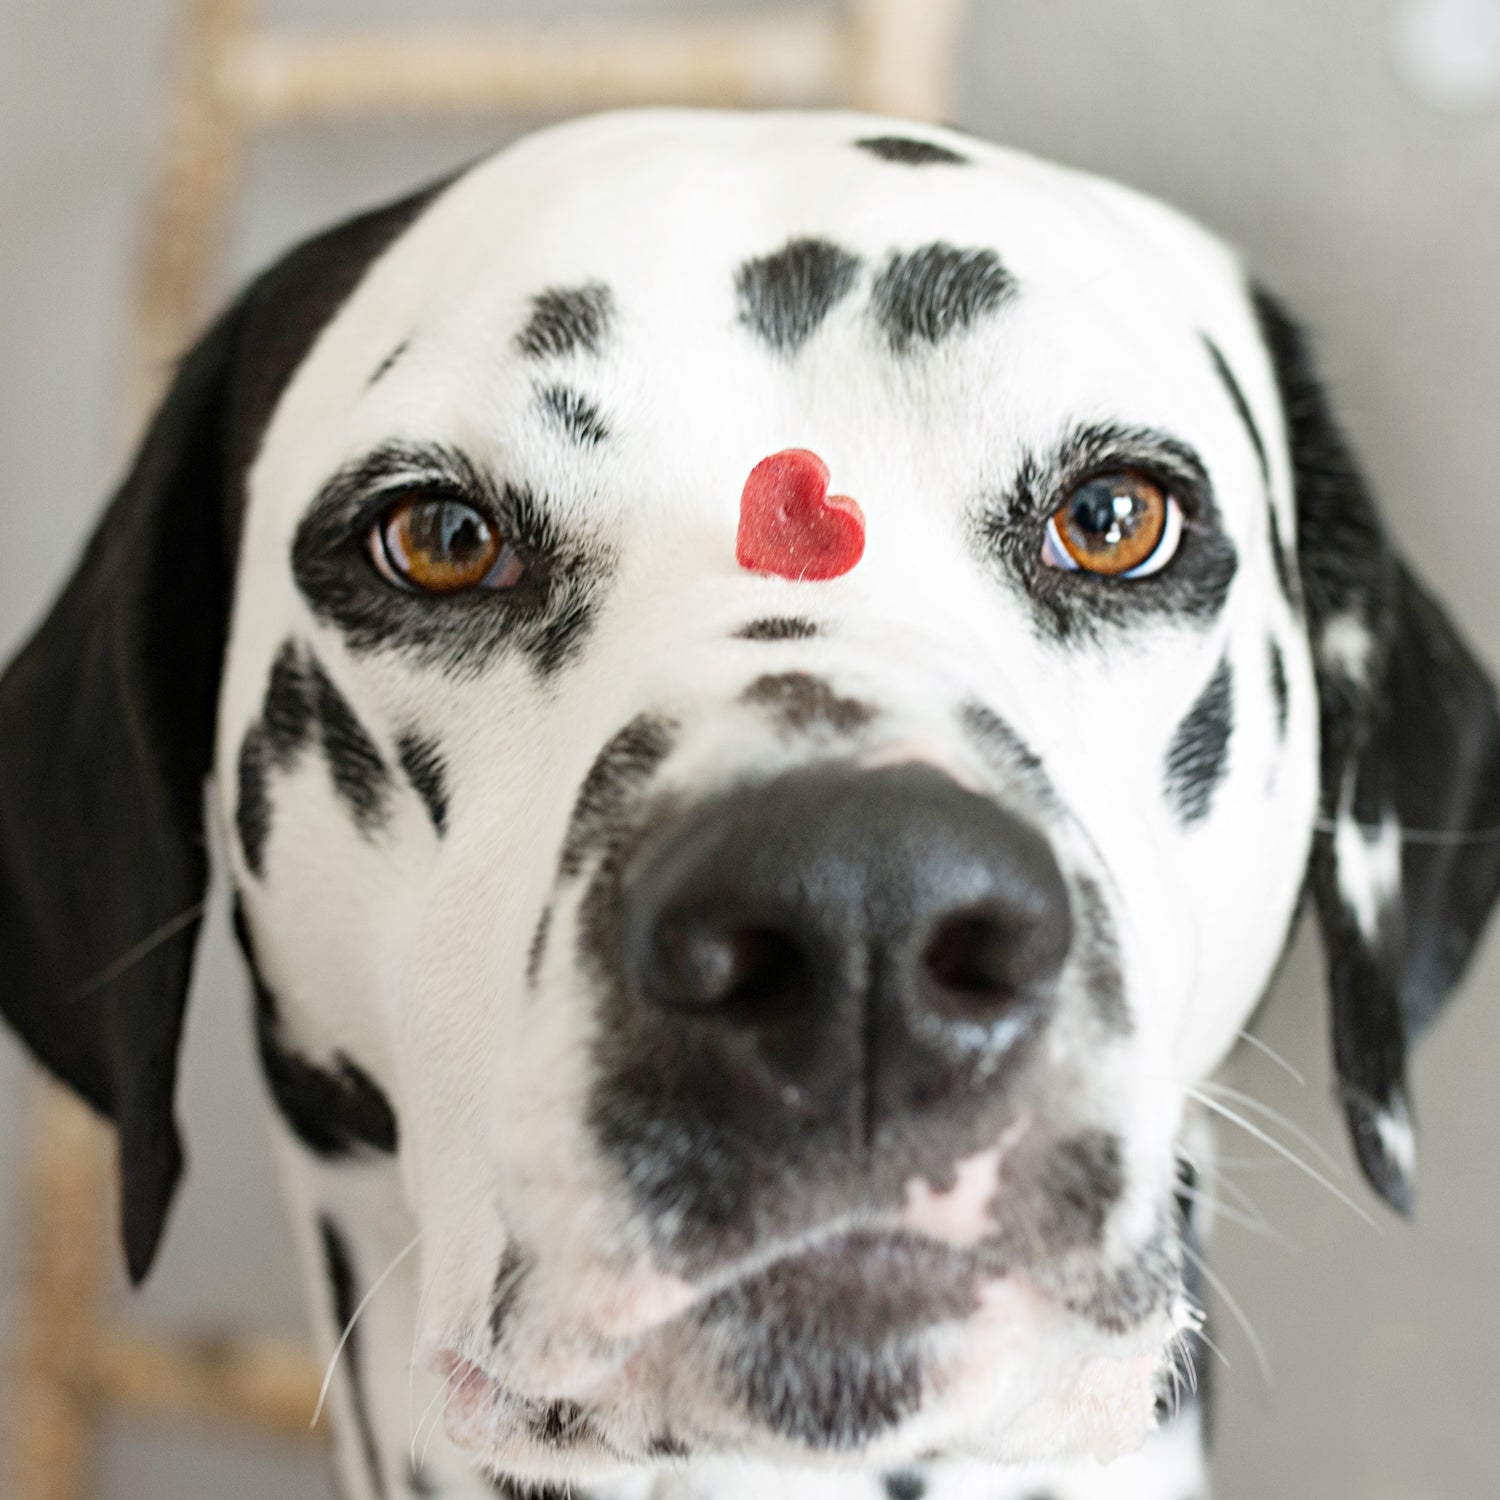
[{"x1": 2, "y1": 1, "x2": 1498, "y2": 1496}]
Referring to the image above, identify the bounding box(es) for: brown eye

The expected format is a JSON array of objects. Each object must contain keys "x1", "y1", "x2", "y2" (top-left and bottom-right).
[
  {"x1": 1042, "y1": 471, "x2": 1180, "y2": 578},
  {"x1": 369, "y1": 493, "x2": 524, "y2": 594}
]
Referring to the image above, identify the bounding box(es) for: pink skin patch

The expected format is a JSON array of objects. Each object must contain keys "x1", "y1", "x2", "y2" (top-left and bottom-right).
[
  {"x1": 900, "y1": 1115, "x2": 1031, "y2": 1247},
  {"x1": 736, "y1": 448, "x2": 865, "y2": 581},
  {"x1": 902, "y1": 1146, "x2": 1003, "y2": 1247}
]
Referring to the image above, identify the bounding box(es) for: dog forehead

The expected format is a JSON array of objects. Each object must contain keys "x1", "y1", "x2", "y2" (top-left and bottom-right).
[{"x1": 247, "y1": 109, "x2": 1273, "y2": 554}]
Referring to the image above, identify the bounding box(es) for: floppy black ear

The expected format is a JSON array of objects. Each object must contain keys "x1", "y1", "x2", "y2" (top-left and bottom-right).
[
  {"x1": 0, "y1": 304, "x2": 241, "y2": 1282},
  {"x1": 1255, "y1": 288, "x2": 1500, "y2": 1215},
  {"x1": 0, "y1": 179, "x2": 448, "y2": 1283}
]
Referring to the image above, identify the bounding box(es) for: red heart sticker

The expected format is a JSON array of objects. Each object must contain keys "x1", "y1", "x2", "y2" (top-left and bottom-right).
[{"x1": 736, "y1": 448, "x2": 865, "y2": 581}]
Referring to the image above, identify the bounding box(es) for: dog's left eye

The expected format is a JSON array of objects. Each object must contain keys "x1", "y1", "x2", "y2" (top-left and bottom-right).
[
  {"x1": 1041, "y1": 471, "x2": 1182, "y2": 578},
  {"x1": 368, "y1": 492, "x2": 525, "y2": 594}
]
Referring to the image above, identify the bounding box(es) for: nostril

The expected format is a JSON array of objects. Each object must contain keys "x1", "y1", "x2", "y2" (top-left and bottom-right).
[
  {"x1": 649, "y1": 919, "x2": 806, "y2": 1014},
  {"x1": 920, "y1": 907, "x2": 1058, "y2": 1021},
  {"x1": 923, "y1": 913, "x2": 1011, "y2": 997}
]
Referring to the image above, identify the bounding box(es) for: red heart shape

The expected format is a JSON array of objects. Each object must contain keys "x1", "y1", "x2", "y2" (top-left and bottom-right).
[{"x1": 735, "y1": 448, "x2": 866, "y2": 581}]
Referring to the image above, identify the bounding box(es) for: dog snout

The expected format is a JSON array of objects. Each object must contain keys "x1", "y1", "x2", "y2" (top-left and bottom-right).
[{"x1": 619, "y1": 763, "x2": 1071, "y2": 1120}]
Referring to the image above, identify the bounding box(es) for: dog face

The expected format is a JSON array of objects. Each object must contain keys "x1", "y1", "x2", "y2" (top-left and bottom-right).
[{"x1": 4, "y1": 112, "x2": 1499, "y2": 1485}]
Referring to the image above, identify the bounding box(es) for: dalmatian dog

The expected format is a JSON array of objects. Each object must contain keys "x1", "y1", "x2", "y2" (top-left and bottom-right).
[{"x1": 3, "y1": 110, "x2": 1498, "y2": 1500}]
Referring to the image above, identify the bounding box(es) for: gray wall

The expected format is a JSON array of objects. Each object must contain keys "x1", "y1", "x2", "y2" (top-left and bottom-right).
[{"x1": 1, "y1": 2, "x2": 1497, "y2": 1495}]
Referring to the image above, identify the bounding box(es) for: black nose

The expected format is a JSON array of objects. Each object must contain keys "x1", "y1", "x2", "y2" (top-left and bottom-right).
[{"x1": 619, "y1": 763, "x2": 1071, "y2": 1120}]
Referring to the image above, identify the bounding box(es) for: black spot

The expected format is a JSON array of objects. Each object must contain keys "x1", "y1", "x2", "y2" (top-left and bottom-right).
[
  {"x1": 515, "y1": 282, "x2": 613, "y2": 360},
  {"x1": 558, "y1": 715, "x2": 677, "y2": 879},
  {"x1": 1164, "y1": 658, "x2": 1235, "y2": 824},
  {"x1": 958, "y1": 700, "x2": 1055, "y2": 810},
  {"x1": 1269, "y1": 637, "x2": 1289, "y2": 739},
  {"x1": 319, "y1": 1216, "x2": 386, "y2": 1499},
  {"x1": 235, "y1": 901, "x2": 398, "y2": 1158},
  {"x1": 1074, "y1": 876, "x2": 1130, "y2": 1035},
  {"x1": 538, "y1": 384, "x2": 610, "y2": 447},
  {"x1": 263, "y1": 640, "x2": 316, "y2": 754},
  {"x1": 235, "y1": 729, "x2": 273, "y2": 877},
  {"x1": 871, "y1": 242, "x2": 1015, "y2": 354},
  {"x1": 741, "y1": 672, "x2": 873, "y2": 734},
  {"x1": 973, "y1": 422, "x2": 1238, "y2": 643},
  {"x1": 531, "y1": 1399, "x2": 597, "y2": 1446},
  {"x1": 489, "y1": 1241, "x2": 530, "y2": 1347},
  {"x1": 292, "y1": 443, "x2": 610, "y2": 680},
  {"x1": 397, "y1": 731, "x2": 448, "y2": 836},
  {"x1": 1033, "y1": 1131, "x2": 1124, "y2": 1249},
  {"x1": 525, "y1": 905, "x2": 552, "y2": 987},
  {"x1": 733, "y1": 616, "x2": 821, "y2": 641},
  {"x1": 736, "y1": 238, "x2": 862, "y2": 355},
  {"x1": 307, "y1": 655, "x2": 389, "y2": 832},
  {"x1": 884, "y1": 1472, "x2": 928, "y2": 1500},
  {"x1": 407, "y1": 1460, "x2": 437, "y2": 1496},
  {"x1": 235, "y1": 641, "x2": 316, "y2": 876},
  {"x1": 856, "y1": 135, "x2": 968, "y2": 166},
  {"x1": 1267, "y1": 502, "x2": 1299, "y2": 610},
  {"x1": 1203, "y1": 335, "x2": 1268, "y2": 484},
  {"x1": 367, "y1": 336, "x2": 410, "y2": 388},
  {"x1": 645, "y1": 1432, "x2": 691, "y2": 1459}
]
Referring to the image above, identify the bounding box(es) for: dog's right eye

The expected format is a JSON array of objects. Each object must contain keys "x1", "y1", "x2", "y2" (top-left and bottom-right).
[
  {"x1": 1041, "y1": 471, "x2": 1182, "y2": 579},
  {"x1": 368, "y1": 492, "x2": 525, "y2": 594}
]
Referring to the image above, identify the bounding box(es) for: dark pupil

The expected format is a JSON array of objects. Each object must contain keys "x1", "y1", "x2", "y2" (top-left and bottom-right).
[
  {"x1": 1068, "y1": 479, "x2": 1140, "y2": 548},
  {"x1": 415, "y1": 501, "x2": 490, "y2": 561}
]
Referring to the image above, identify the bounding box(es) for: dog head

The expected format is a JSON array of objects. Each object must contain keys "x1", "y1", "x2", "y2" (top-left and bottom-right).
[{"x1": 4, "y1": 112, "x2": 1498, "y2": 1480}]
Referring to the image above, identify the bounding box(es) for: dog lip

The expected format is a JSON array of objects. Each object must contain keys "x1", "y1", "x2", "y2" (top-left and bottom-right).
[{"x1": 435, "y1": 1351, "x2": 506, "y2": 1450}]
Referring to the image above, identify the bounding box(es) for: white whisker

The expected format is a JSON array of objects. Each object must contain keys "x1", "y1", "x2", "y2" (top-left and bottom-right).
[
  {"x1": 1186, "y1": 1088, "x2": 1375, "y2": 1228},
  {"x1": 312, "y1": 1230, "x2": 423, "y2": 1428},
  {"x1": 421, "y1": 1358, "x2": 473, "y2": 1469},
  {"x1": 1198, "y1": 1081, "x2": 1344, "y2": 1176},
  {"x1": 412, "y1": 1359, "x2": 465, "y2": 1468},
  {"x1": 1180, "y1": 1239, "x2": 1269, "y2": 1385},
  {"x1": 1235, "y1": 1029, "x2": 1307, "y2": 1086},
  {"x1": 1175, "y1": 1181, "x2": 1276, "y2": 1239},
  {"x1": 1192, "y1": 1164, "x2": 1272, "y2": 1228}
]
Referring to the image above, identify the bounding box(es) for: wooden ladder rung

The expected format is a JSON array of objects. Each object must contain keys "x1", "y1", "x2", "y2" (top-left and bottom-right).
[
  {"x1": 91, "y1": 1329, "x2": 324, "y2": 1440},
  {"x1": 220, "y1": 14, "x2": 848, "y2": 125}
]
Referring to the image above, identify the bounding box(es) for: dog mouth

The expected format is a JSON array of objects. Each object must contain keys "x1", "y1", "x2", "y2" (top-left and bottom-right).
[{"x1": 437, "y1": 1218, "x2": 1181, "y2": 1470}]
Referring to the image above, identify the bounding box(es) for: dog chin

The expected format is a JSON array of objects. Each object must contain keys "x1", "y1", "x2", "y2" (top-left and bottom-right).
[{"x1": 438, "y1": 1232, "x2": 1182, "y2": 1483}]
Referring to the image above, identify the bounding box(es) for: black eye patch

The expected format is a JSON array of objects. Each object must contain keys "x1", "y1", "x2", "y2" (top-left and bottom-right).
[
  {"x1": 292, "y1": 443, "x2": 611, "y2": 679},
  {"x1": 971, "y1": 422, "x2": 1238, "y2": 643},
  {"x1": 870, "y1": 242, "x2": 1015, "y2": 354}
]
